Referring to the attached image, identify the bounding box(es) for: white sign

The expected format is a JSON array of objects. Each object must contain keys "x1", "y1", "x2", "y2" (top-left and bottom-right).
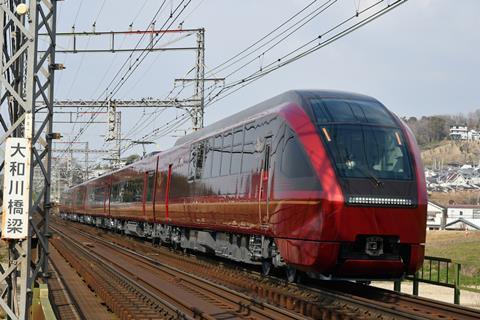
[{"x1": 1, "y1": 137, "x2": 31, "y2": 239}]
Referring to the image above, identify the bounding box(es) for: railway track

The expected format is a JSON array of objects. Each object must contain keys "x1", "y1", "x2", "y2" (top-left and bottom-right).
[
  {"x1": 51, "y1": 218, "x2": 480, "y2": 320},
  {"x1": 50, "y1": 220, "x2": 306, "y2": 320}
]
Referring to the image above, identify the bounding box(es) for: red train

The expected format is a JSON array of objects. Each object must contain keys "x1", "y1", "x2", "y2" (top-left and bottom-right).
[{"x1": 59, "y1": 90, "x2": 427, "y2": 281}]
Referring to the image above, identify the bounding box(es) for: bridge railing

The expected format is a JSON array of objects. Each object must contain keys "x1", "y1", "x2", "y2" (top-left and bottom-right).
[{"x1": 393, "y1": 255, "x2": 478, "y2": 305}]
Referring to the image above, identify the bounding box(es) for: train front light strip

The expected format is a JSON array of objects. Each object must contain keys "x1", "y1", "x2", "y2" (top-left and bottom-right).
[{"x1": 348, "y1": 196, "x2": 413, "y2": 206}]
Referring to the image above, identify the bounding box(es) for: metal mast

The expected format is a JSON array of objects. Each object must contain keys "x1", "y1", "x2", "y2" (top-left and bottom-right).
[
  {"x1": 0, "y1": 1, "x2": 58, "y2": 318},
  {"x1": 193, "y1": 28, "x2": 205, "y2": 130}
]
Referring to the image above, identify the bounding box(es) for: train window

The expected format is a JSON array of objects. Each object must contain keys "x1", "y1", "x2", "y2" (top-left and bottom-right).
[
  {"x1": 88, "y1": 187, "x2": 95, "y2": 201},
  {"x1": 75, "y1": 189, "x2": 85, "y2": 205},
  {"x1": 322, "y1": 125, "x2": 413, "y2": 180},
  {"x1": 244, "y1": 122, "x2": 255, "y2": 144},
  {"x1": 155, "y1": 171, "x2": 166, "y2": 202},
  {"x1": 310, "y1": 99, "x2": 329, "y2": 123},
  {"x1": 311, "y1": 98, "x2": 395, "y2": 126},
  {"x1": 211, "y1": 135, "x2": 222, "y2": 177},
  {"x1": 231, "y1": 127, "x2": 243, "y2": 174},
  {"x1": 324, "y1": 100, "x2": 357, "y2": 122},
  {"x1": 195, "y1": 142, "x2": 205, "y2": 179},
  {"x1": 146, "y1": 171, "x2": 155, "y2": 201},
  {"x1": 221, "y1": 131, "x2": 233, "y2": 176},
  {"x1": 359, "y1": 101, "x2": 396, "y2": 125},
  {"x1": 111, "y1": 183, "x2": 121, "y2": 203},
  {"x1": 123, "y1": 178, "x2": 143, "y2": 202},
  {"x1": 94, "y1": 186, "x2": 104, "y2": 203},
  {"x1": 281, "y1": 129, "x2": 315, "y2": 178},
  {"x1": 202, "y1": 138, "x2": 214, "y2": 178},
  {"x1": 242, "y1": 143, "x2": 256, "y2": 173},
  {"x1": 241, "y1": 123, "x2": 256, "y2": 173},
  {"x1": 188, "y1": 145, "x2": 196, "y2": 181}
]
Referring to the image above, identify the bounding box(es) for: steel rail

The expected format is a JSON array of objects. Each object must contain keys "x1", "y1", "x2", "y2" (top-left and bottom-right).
[
  {"x1": 54, "y1": 218, "x2": 480, "y2": 320},
  {"x1": 51, "y1": 225, "x2": 195, "y2": 320},
  {"x1": 53, "y1": 222, "x2": 306, "y2": 320}
]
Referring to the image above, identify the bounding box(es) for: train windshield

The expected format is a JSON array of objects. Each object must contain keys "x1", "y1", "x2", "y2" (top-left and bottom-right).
[
  {"x1": 320, "y1": 125, "x2": 413, "y2": 180},
  {"x1": 310, "y1": 98, "x2": 413, "y2": 181}
]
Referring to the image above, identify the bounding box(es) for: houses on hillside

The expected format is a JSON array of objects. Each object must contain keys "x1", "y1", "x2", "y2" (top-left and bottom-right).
[
  {"x1": 449, "y1": 125, "x2": 480, "y2": 141},
  {"x1": 425, "y1": 164, "x2": 480, "y2": 192}
]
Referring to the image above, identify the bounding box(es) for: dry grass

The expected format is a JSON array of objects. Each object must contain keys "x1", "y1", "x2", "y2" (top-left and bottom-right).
[
  {"x1": 422, "y1": 140, "x2": 480, "y2": 166},
  {"x1": 429, "y1": 191, "x2": 480, "y2": 207},
  {"x1": 426, "y1": 231, "x2": 480, "y2": 287}
]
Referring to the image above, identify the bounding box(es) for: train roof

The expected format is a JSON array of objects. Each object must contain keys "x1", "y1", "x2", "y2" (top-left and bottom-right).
[{"x1": 174, "y1": 89, "x2": 377, "y2": 146}]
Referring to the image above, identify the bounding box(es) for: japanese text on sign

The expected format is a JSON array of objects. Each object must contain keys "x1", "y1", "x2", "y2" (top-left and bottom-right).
[{"x1": 2, "y1": 138, "x2": 31, "y2": 239}]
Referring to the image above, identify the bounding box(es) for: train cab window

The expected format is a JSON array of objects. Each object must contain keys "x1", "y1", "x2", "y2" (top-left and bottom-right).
[
  {"x1": 221, "y1": 131, "x2": 233, "y2": 176},
  {"x1": 212, "y1": 135, "x2": 222, "y2": 177},
  {"x1": 311, "y1": 98, "x2": 395, "y2": 126},
  {"x1": 203, "y1": 138, "x2": 214, "y2": 178},
  {"x1": 231, "y1": 127, "x2": 244, "y2": 174},
  {"x1": 145, "y1": 171, "x2": 155, "y2": 201}
]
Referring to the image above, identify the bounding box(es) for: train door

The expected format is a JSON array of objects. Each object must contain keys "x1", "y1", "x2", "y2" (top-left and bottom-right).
[{"x1": 259, "y1": 136, "x2": 272, "y2": 227}]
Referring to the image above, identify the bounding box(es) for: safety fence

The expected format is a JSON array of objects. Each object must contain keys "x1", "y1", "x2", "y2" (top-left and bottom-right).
[{"x1": 394, "y1": 255, "x2": 480, "y2": 305}]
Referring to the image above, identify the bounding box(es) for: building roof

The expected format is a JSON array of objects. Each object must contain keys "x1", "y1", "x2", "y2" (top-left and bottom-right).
[
  {"x1": 447, "y1": 204, "x2": 480, "y2": 209},
  {"x1": 445, "y1": 218, "x2": 480, "y2": 230}
]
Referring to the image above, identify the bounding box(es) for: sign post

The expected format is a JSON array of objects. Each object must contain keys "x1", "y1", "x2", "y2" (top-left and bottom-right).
[{"x1": 2, "y1": 138, "x2": 31, "y2": 239}]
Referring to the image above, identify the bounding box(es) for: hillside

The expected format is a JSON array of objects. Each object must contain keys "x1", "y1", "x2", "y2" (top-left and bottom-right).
[{"x1": 421, "y1": 140, "x2": 480, "y2": 167}]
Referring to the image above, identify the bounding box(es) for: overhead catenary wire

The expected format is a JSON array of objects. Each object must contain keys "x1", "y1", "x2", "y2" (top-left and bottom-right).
[
  {"x1": 204, "y1": 0, "x2": 407, "y2": 107},
  {"x1": 125, "y1": 0, "x2": 407, "y2": 152},
  {"x1": 58, "y1": 0, "x2": 192, "y2": 160}
]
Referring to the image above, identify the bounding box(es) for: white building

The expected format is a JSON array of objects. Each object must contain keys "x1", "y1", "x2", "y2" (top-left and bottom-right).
[
  {"x1": 427, "y1": 201, "x2": 445, "y2": 230},
  {"x1": 449, "y1": 125, "x2": 480, "y2": 141},
  {"x1": 445, "y1": 204, "x2": 480, "y2": 230},
  {"x1": 449, "y1": 125, "x2": 468, "y2": 140}
]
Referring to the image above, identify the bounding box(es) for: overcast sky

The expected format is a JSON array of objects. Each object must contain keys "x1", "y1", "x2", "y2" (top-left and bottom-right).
[{"x1": 52, "y1": 0, "x2": 480, "y2": 161}]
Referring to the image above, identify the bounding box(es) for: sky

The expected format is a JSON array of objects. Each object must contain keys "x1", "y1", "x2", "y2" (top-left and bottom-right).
[{"x1": 51, "y1": 0, "x2": 480, "y2": 163}]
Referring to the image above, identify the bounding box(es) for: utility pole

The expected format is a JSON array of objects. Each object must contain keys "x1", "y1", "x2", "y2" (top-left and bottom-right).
[{"x1": 0, "y1": 1, "x2": 58, "y2": 318}]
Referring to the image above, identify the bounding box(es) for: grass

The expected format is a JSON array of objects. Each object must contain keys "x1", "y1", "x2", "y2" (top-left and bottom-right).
[{"x1": 424, "y1": 231, "x2": 480, "y2": 289}]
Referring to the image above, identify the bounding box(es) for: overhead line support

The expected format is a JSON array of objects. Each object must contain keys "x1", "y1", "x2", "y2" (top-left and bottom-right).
[{"x1": 0, "y1": 0, "x2": 58, "y2": 318}]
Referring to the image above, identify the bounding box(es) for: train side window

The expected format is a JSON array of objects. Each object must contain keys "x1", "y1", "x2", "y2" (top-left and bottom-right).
[
  {"x1": 203, "y1": 138, "x2": 214, "y2": 178},
  {"x1": 146, "y1": 171, "x2": 155, "y2": 201},
  {"x1": 242, "y1": 122, "x2": 256, "y2": 173},
  {"x1": 231, "y1": 127, "x2": 243, "y2": 174},
  {"x1": 155, "y1": 171, "x2": 166, "y2": 202},
  {"x1": 94, "y1": 186, "x2": 104, "y2": 203},
  {"x1": 111, "y1": 183, "x2": 121, "y2": 203},
  {"x1": 281, "y1": 129, "x2": 314, "y2": 178},
  {"x1": 221, "y1": 131, "x2": 233, "y2": 176},
  {"x1": 195, "y1": 141, "x2": 205, "y2": 179},
  {"x1": 123, "y1": 178, "x2": 143, "y2": 202},
  {"x1": 244, "y1": 122, "x2": 255, "y2": 144},
  {"x1": 211, "y1": 135, "x2": 222, "y2": 177},
  {"x1": 76, "y1": 188, "x2": 85, "y2": 205},
  {"x1": 188, "y1": 145, "x2": 197, "y2": 181}
]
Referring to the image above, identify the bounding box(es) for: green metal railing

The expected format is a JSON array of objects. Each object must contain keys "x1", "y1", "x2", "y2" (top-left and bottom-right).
[{"x1": 395, "y1": 256, "x2": 462, "y2": 304}]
